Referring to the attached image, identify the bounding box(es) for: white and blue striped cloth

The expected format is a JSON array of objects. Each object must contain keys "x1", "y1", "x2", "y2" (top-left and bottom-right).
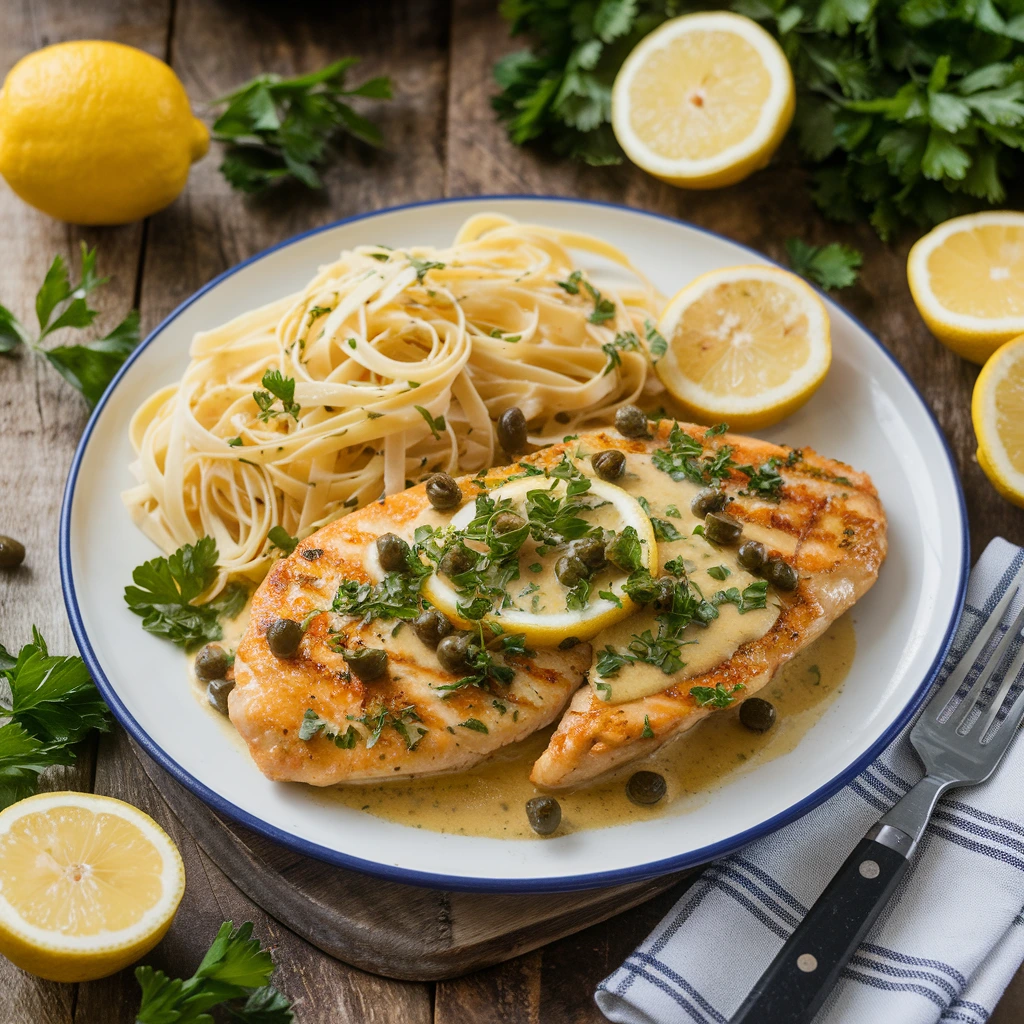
[{"x1": 597, "y1": 538, "x2": 1024, "y2": 1024}]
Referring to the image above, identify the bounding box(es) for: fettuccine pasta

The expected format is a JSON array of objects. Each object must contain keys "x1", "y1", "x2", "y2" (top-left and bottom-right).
[{"x1": 122, "y1": 214, "x2": 665, "y2": 589}]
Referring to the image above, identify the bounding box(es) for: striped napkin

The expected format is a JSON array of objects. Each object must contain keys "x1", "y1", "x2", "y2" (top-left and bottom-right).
[{"x1": 597, "y1": 537, "x2": 1024, "y2": 1024}]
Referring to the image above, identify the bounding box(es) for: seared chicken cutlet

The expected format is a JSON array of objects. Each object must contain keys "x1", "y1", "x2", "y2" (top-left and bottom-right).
[
  {"x1": 230, "y1": 483, "x2": 590, "y2": 785},
  {"x1": 231, "y1": 420, "x2": 885, "y2": 792},
  {"x1": 529, "y1": 425, "x2": 886, "y2": 788}
]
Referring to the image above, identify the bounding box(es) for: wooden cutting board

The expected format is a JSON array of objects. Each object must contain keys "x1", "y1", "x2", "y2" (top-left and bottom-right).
[{"x1": 131, "y1": 740, "x2": 692, "y2": 981}]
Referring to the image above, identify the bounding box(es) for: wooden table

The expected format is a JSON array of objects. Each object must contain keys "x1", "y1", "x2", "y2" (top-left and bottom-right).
[{"x1": 3, "y1": 1, "x2": 1024, "y2": 1021}]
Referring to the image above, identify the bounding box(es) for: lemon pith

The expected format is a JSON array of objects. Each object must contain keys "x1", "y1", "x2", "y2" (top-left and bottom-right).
[
  {"x1": 908, "y1": 211, "x2": 1024, "y2": 364},
  {"x1": 0, "y1": 41, "x2": 208, "y2": 225},
  {"x1": 611, "y1": 12, "x2": 794, "y2": 189},
  {"x1": 653, "y1": 264, "x2": 831, "y2": 430},
  {"x1": 422, "y1": 475, "x2": 658, "y2": 645},
  {"x1": 972, "y1": 334, "x2": 1024, "y2": 509},
  {"x1": 0, "y1": 792, "x2": 185, "y2": 982}
]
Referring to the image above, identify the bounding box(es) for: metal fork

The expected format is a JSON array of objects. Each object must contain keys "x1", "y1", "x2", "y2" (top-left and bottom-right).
[{"x1": 731, "y1": 563, "x2": 1024, "y2": 1024}]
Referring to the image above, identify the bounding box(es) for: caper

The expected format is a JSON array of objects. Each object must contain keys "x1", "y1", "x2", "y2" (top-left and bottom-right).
[
  {"x1": 737, "y1": 540, "x2": 767, "y2": 572},
  {"x1": 437, "y1": 633, "x2": 474, "y2": 674},
  {"x1": 763, "y1": 557, "x2": 799, "y2": 591},
  {"x1": 426, "y1": 472, "x2": 462, "y2": 511},
  {"x1": 194, "y1": 643, "x2": 230, "y2": 682},
  {"x1": 591, "y1": 449, "x2": 626, "y2": 481},
  {"x1": 343, "y1": 647, "x2": 388, "y2": 682},
  {"x1": 0, "y1": 535, "x2": 25, "y2": 569},
  {"x1": 626, "y1": 770, "x2": 666, "y2": 806},
  {"x1": 496, "y1": 406, "x2": 528, "y2": 455},
  {"x1": 493, "y1": 511, "x2": 526, "y2": 535},
  {"x1": 739, "y1": 697, "x2": 777, "y2": 733},
  {"x1": 555, "y1": 554, "x2": 589, "y2": 587},
  {"x1": 526, "y1": 795, "x2": 561, "y2": 836},
  {"x1": 569, "y1": 536, "x2": 607, "y2": 570},
  {"x1": 440, "y1": 545, "x2": 475, "y2": 578},
  {"x1": 267, "y1": 618, "x2": 303, "y2": 659},
  {"x1": 207, "y1": 677, "x2": 235, "y2": 716},
  {"x1": 615, "y1": 404, "x2": 648, "y2": 438},
  {"x1": 412, "y1": 609, "x2": 453, "y2": 649},
  {"x1": 376, "y1": 532, "x2": 410, "y2": 572},
  {"x1": 690, "y1": 487, "x2": 726, "y2": 519},
  {"x1": 704, "y1": 510, "x2": 743, "y2": 545}
]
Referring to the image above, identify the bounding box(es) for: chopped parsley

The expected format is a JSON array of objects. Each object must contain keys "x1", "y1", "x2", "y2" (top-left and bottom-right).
[
  {"x1": 641, "y1": 715, "x2": 654, "y2": 738},
  {"x1": 332, "y1": 564, "x2": 429, "y2": 624},
  {"x1": 460, "y1": 718, "x2": 489, "y2": 734},
  {"x1": 736, "y1": 458, "x2": 785, "y2": 501},
  {"x1": 307, "y1": 304, "x2": 333, "y2": 325},
  {"x1": 253, "y1": 369, "x2": 300, "y2": 422},
  {"x1": 652, "y1": 424, "x2": 736, "y2": 487},
  {"x1": 267, "y1": 526, "x2": 298, "y2": 555},
  {"x1": 347, "y1": 703, "x2": 426, "y2": 750},
  {"x1": 601, "y1": 330, "x2": 641, "y2": 375},
  {"x1": 707, "y1": 565, "x2": 731, "y2": 581},
  {"x1": 408, "y1": 256, "x2": 445, "y2": 282},
  {"x1": 689, "y1": 683, "x2": 744, "y2": 708},
  {"x1": 644, "y1": 320, "x2": 667, "y2": 362},
  {"x1": 712, "y1": 580, "x2": 770, "y2": 613},
  {"x1": 299, "y1": 710, "x2": 358, "y2": 749},
  {"x1": 414, "y1": 405, "x2": 446, "y2": 440}
]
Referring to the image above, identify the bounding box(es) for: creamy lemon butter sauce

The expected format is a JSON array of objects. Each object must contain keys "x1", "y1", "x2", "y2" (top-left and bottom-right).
[{"x1": 323, "y1": 614, "x2": 854, "y2": 838}]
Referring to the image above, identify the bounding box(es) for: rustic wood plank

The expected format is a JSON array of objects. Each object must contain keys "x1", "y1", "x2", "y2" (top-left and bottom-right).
[
  {"x1": 74, "y1": 728, "x2": 433, "y2": 1023},
  {"x1": 0, "y1": 3, "x2": 171, "y2": 1023}
]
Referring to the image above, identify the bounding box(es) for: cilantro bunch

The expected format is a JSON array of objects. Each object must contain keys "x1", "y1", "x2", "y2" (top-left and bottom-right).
[
  {"x1": 494, "y1": 0, "x2": 1024, "y2": 236},
  {"x1": 0, "y1": 243, "x2": 139, "y2": 407},
  {"x1": 0, "y1": 629, "x2": 112, "y2": 809},
  {"x1": 213, "y1": 58, "x2": 393, "y2": 194}
]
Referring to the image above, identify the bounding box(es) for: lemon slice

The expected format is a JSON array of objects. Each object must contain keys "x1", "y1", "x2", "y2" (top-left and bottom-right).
[
  {"x1": 972, "y1": 333, "x2": 1024, "y2": 508},
  {"x1": 611, "y1": 12, "x2": 794, "y2": 189},
  {"x1": 0, "y1": 792, "x2": 185, "y2": 982},
  {"x1": 908, "y1": 211, "x2": 1024, "y2": 364},
  {"x1": 653, "y1": 265, "x2": 831, "y2": 430},
  {"x1": 422, "y1": 474, "x2": 657, "y2": 646}
]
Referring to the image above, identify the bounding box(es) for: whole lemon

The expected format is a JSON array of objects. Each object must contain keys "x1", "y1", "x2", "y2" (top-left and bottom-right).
[{"x1": 0, "y1": 41, "x2": 209, "y2": 225}]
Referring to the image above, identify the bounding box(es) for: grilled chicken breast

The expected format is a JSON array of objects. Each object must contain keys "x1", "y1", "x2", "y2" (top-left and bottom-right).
[
  {"x1": 231, "y1": 421, "x2": 885, "y2": 792},
  {"x1": 529, "y1": 426, "x2": 887, "y2": 788},
  {"x1": 230, "y1": 487, "x2": 591, "y2": 785}
]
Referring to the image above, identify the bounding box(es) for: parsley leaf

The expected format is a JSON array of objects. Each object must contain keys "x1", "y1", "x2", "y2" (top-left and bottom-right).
[
  {"x1": 134, "y1": 920, "x2": 292, "y2": 1024},
  {"x1": 212, "y1": 59, "x2": 392, "y2": 194},
  {"x1": 786, "y1": 239, "x2": 863, "y2": 291},
  {"x1": 414, "y1": 405, "x2": 446, "y2": 440},
  {"x1": 0, "y1": 243, "x2": 139, "y2": 406},
  {"x1": 736, "y1": 458, "x2": 785, "y2": 501},
  {"x1": 652, "y1": 424, "x2": 736, "y2": 486},
  {"x1": 253, "y1": 369, "x2": 300, "y2": 422},
  {"x1": 408, "y1": 256, "x2": 446, "y2": 282},
  {"x1": 689, "y1": 683, "x2": 744, "y2": 708},
  {"x1": 124, "y1": 537, "x2": 247, "y2": 650},
  {"x1": 267, "y1": 526, "x2": 299, "y2": 555},
  {"x1": 0, "y1": 630, "x2": 112, "y2": 810}
]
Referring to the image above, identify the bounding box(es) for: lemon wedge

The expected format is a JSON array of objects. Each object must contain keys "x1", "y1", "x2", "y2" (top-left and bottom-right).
[
  {"x1": 972, "y1": 333, "x2": 1024, "y2": 509},
  {"x1": 0, "y1": 792, "x2": 185, "y2": 982},
  {"x1": 611, "y1": 12, "x2": 794, "y2": 189},
  {"x1": 908, "y1": 211, "x2": 1024, "y2": 364},
  {"x1": 422, "y1": 474, "x2": 657, "y2": 646},
  {"x1": 653, "y1": 265, "x2": 831, "y2": 430}
]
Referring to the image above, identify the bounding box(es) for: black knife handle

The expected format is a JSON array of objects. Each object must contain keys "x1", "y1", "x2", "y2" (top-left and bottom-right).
[{"x1": 730, "y1": 836, "x2": 911, "y2": 1024}]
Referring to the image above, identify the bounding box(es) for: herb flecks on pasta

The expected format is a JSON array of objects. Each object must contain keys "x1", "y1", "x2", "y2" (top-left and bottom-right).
[{"x1": 123, "y1": 214, "x2": 661, "y2": 592}]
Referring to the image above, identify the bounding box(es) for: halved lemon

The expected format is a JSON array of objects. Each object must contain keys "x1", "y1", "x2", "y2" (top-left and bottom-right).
[
  {"x1": 653, "y1": 265, "x2": 831, "y2": 430},
  {"x1": 0, "y1": 792, "x2": 185, "y2": 982},
  {"x1": 908, "y1": 211, "x2": 1024, "y2": 364},
  {"x1": 972, "y1": 334, "x2": 1024, "y2": 508},
  {"x1": 611, "y1": 12, "x2": 794, "y2": 189},
  {"x1": 422, "y1": 474, "x2": 657, "y2": 646}
]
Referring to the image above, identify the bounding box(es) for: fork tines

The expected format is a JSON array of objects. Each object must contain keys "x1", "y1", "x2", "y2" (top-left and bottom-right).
[{"x1": 926, "y1": 563, "x2": 1024, "y2": 746}]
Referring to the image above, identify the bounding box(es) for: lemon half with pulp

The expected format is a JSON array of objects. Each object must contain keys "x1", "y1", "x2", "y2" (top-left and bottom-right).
[
  {"x1": 653, "y1": 264, "x2": 831, "y2": 431},
  {"x1": 973, "y1": 333, "x2": 1024, "y2": 509},
  {"x1": 611, "y1": 12, "x2": 794, "y2": 189},
  {"x1": 0, "y1": 792, "x2": 185, "y2": 982},
  {"x1": 908, "y1": 211, "x2": 1024, "y2": 364},
  {"x1": 422, "y1": 475, "x2": 657, "y2": 646}
]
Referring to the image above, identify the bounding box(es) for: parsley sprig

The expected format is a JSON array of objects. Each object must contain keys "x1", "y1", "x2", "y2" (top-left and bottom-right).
[
  {"x1": 213, "y1": 58, "x2": 392, "y2": 194},
  {"x1": 124, "y1": 537, "x2": 248, "y2": 650},
  {"x1": 254, "y1": 369, "x2": 300, "y2": 422},
  {"x1": 786, "y1": 239, "x2": 863, "y2": 291},
  {"x1": 494, "y1": 0, "x2": 1024, "y2": 236},
  {"x1": 0, "y1": 243, "x2": 139, "y2": 407},
  {"x1": 0, "y1": 630, "x2": 112, "y2": 809},
  {"x1": 134, "y1": 921, "x2": 292, "y2": 1024}
]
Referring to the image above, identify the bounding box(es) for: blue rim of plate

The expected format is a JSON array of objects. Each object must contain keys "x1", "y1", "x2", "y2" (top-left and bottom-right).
[{"x1": 59, "y1": 194, "x2": 969, "y2": 893}]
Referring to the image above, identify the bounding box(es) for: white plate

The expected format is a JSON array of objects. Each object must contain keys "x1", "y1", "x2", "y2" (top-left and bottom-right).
[{"x1": 60, "y1": 196, "x2": 968, "y2": 892}]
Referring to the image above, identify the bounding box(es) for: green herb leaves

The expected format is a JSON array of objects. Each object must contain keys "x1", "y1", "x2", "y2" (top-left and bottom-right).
[
  {"x1": 0, "y1": 630, "x2": 112, "y2": 810},
  {"x1": 135, "y1": 920, "x2": 293, "y2": 1024},
  {"x1": 267, "y1": 526, "x2": 299, "y2": 555},
  {"x1": 212, "y1": 58, "x2": 392, "y2": 194},
  {"x1": 0, "y1": 243, "x2": 139, "y2": 406},
  {"x1": 124, "y1": 537, "x2": 247, "y2": 650},
  {"x1": 786, "y1": 239, "x2": 863, "y2": 291},
  {"x1": 254, "y1": 369, "x2": 300, "y2": 422},
  {"x1": 495, "y1": 0, "x2": 1024, "y2": 236},
  {"x1": 415, "y1": 405, "x2": 446, "y2": 439},
  {"x1": 689, "y1": 682, "x2": 744, "y2": 708},
  {"x1": 652, "y1": 424, "x2": 736, "y2": 487}
]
